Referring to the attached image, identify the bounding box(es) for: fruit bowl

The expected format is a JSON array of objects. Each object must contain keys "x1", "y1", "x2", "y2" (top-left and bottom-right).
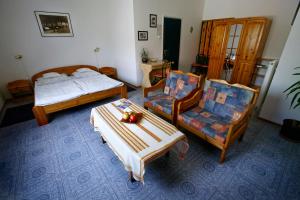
[{"x1": 120, "y1": 112, "x2": 143, "y2": 124}]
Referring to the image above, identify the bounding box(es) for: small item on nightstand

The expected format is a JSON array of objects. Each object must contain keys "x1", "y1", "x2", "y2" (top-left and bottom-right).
[
  {"x1": 7, "y1": 80, "x2": 33, "y2": 98},
  {"x1": 141, "y1": 48, "x2": 149, "y2": 63}
]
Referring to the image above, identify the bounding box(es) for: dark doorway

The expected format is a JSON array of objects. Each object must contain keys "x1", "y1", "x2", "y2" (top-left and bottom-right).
[{"x1": 163, "y1": 17, "x2": 181, "y2": 70}]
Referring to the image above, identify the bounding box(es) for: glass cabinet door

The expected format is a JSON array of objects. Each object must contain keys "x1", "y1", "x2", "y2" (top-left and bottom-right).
[{"x1": 221, "y1": 23, "x2": 243, "y2": 81}]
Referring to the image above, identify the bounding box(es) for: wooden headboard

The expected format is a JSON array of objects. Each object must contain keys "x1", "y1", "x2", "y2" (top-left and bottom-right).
[{"x1": 31, "y1": 65, "x2": 98, "y2": 82}]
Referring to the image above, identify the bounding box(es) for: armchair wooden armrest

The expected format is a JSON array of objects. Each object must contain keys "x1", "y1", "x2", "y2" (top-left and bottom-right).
[
  {"x1": 143, "y1": 79, "x2": 166, "y2": 98},
  {"x1": 176, "y1": 88, "x2": 203, "y2": 115}
]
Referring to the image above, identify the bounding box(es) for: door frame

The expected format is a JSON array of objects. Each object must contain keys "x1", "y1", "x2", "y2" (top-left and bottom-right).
[{"x1": 162, "y1": 16, "x2": 182, "y2": 68}]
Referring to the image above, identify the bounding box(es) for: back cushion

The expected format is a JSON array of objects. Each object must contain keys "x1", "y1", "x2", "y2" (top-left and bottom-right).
[
  {"x1": 199, "y1": 80, "x2": 254, "y2": 122},
  {"x1": 164, "y1": 72, "x2": 199, "y2": 99}
]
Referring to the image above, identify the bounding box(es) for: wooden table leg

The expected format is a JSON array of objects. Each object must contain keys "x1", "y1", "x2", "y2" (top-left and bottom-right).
[
  {"x1": 128, "y1": 171, "x2": 135, "y2": 182},
  {"x1": 101, "y1": 136, "x2": 106, "y2": 144},
  {"x1": 165, "y1": 151, "x2": 170, "y2": 158}
]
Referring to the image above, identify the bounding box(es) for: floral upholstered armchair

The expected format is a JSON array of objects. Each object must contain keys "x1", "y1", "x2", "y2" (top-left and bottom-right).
[
  {"x1": 176, "y1": 79, "x2": 259, "y2": 163},
  {"x1": 144, "y1": 71, "x2": 202, "y2": 124}
]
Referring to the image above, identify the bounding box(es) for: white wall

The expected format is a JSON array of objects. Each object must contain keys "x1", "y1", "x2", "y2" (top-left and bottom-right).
[
  {"x1": 202, "y1": 0, "x2": 299, "y2": 59},
  {"x1": 133, "y1": 0, "x2": 204, "y2": 84},
  {"x1": 260, "y1": 10, "x2": 300, "y2": 124},
  {"x1": 0, "y1": 0, "x2": 137, "y2": 98}
]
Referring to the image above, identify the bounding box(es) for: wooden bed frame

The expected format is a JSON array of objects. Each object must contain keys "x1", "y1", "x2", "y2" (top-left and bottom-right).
[{"x1": 32, "y1": 65, "x2": 127, "y2": 126}]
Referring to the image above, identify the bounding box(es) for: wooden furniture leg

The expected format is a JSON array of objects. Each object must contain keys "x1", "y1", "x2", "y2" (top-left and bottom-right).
[
  {"x1": 101, "y1": 136, "x2": 106, "y2": 144},
  {"x1": 165, "y1": 151, "x2": 170, "y2": 158},
  {"x1": 121, "y1": 85, "x2": 128, "y2": 98},
  {"x1": 32, "y1": 106, "x2": 48, "y2": 126},
  {"x1": 128, "y1": 171, "x2": 135, "y2": 182},
  {"x1": 220, "y1": 149, "x2": 227, "y2": 163}
]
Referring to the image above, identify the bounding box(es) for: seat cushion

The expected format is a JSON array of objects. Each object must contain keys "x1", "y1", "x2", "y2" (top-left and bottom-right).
[
  {"x1": 178, "y1": 107, "x2": 231, "y2": 143},
  {"x1": 198, "y1": 80, "x2": 254, "y2": 122},
  {"x1": 144, "y1": 92, "x2": 175, "y2": 115}
]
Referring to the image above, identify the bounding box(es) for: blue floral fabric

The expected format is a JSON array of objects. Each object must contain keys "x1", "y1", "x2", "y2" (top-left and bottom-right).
[
  {"x1": 198, "y1": 80, "x2": 254, "y2": 122},
  {"x1": 145, "y1": 71, "x2": 199, "y2": 116},
  {"x1": 144, "y1": 92, "x2": 174, "y2": 114},
  {"x1": 164, "y1": 72, "x2": 199, "y2": 100},
  {"x1": 178, "y1": 80, "x2": 255, "y2": 143},
  {"x1": 178, "y1": 107, "x2": 230, "y2": 143}
]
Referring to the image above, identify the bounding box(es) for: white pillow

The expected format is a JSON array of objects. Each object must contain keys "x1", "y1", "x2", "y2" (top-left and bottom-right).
[
  {"x1": 42, "y1": 72, "x2": 61, "y2": 78},
  {"x1": 36, "y1": 74, "x2": 70, "y2": 85},
  {"x1": 76, "y1": 68, "x2": 95, "y2": 73},
  {"x1": 72, "y1": 70, "x2": 100, "y2": 78}
]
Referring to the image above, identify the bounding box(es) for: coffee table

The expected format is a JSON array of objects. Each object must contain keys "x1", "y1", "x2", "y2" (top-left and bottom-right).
[{"x1": 90, "y1": 99, "x2": 189, "y2": 182}]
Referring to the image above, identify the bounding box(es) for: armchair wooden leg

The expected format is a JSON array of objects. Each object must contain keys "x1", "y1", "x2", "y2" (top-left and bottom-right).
[
  {"x1": 174, "y1": 121, "x2": 178, "y2": 128},
  {"x1": 220, "y1": 149, "x2": 227, "y2": 163}
]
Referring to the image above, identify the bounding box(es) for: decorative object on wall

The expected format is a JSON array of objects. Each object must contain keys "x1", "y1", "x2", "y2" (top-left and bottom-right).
[
  {"x1": 34, "y1": 11, "x2": 73, "y2": 37},
  {"x1": 150, "y1": 14, "x2": 157, "y2": 28},
  {"x1": 138, "y1": 31, "x2": 148, "y2": 41}
]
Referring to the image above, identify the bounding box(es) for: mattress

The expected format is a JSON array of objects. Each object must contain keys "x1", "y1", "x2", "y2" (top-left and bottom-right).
[{"x1": 34, "y1": 72, "x2": 123, "y2": 106}]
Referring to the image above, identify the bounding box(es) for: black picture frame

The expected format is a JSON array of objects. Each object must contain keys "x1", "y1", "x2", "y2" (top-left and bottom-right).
[
  {"x1": 34, "y1": 11, "x2": 74, "y2": 37},
  {"x1": 150, "y1": 14, "x2": 157, "y2": 28},
  {"x1": 138, "y1": 31, "x2": 148, "y2": 41}
]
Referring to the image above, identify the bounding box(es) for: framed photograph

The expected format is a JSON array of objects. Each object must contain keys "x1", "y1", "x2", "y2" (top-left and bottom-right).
[
  {"x1": 150, "y1": 14, "x2": 157, "y2": 28},
  {"x1": 138, "y1": 31, "x2": 148, "y2": 41},
  {"x1": 34, "y1": 11, "x2": 74, "y2": 37}
]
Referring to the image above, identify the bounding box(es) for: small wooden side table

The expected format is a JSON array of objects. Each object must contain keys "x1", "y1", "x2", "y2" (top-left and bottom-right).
[
  {"x1": 7, "y1": 80, "x2": 33, "y2": 98},
  {"x1": 99, "y1": 67, "x2": 117, "y2": 79}
]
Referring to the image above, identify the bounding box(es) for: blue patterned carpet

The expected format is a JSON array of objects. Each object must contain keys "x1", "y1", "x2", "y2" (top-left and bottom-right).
[{"x1": 0, "y1": 90, "x2": 299, "y2": 200}]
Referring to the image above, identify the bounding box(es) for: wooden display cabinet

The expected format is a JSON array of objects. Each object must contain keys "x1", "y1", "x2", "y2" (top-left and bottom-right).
[{"x1": 199, "y1": 16, "x2": 271, "y2": 86}]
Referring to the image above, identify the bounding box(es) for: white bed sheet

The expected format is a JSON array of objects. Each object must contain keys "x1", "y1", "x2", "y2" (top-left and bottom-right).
[
  {"x1": 73, "y1": 73, "x2": 123, "y2": 94},
  {"x1": 34, "y1": 78, "x2": 87, "y2": 106},
  {"x1": 34, "y1": 71, "x2": 124, "y2": 106}
]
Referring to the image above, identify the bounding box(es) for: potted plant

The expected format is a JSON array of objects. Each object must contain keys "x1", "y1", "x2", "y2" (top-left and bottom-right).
[
  {"x1": 141, "y1": 48, "x2": 148, "y2": 63},
  {"x1": 281, "y1": 67, "x2": 300, "y2": 142}
]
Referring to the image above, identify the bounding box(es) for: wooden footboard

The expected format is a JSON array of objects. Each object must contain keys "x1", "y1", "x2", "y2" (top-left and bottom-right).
[{"x1": 33, "y1": 85, "x2": 128, "y2": 126}]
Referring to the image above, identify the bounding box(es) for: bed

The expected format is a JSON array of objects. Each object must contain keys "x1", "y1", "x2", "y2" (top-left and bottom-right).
[{"x1": 32, "y1": 65, "x2": 127, "y2": 126}]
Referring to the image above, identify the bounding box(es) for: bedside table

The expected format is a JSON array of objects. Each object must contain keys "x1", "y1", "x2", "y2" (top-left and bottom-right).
[
  {"x1": 99, "y1": 67, "x2": 117, "y2": 79},
  {"x1": 7, "y1": 80, "x2": 33, "y2": 98}
]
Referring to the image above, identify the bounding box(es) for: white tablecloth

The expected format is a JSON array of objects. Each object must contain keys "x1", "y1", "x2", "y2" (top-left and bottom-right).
[{"x1": 90, "y1": 99, "x2": 189, "y2": 182}]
